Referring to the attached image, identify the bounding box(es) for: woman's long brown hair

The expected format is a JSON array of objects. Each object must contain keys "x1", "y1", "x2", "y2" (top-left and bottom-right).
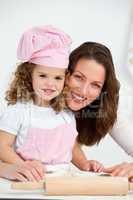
[{"x1": 68, "y1": 42, "x2": 120, "y2": 146}]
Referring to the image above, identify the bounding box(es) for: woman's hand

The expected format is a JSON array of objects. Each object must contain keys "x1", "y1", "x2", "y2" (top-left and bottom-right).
[
  {"x1": 2, "y1": 160, "x2": 45, "y2": 182},
  {"x1": 104, "y1": 162, "x2": 133, "y2": 182},
  {"x1": 80, "y1": 160, "x2": 104, "y2": 173}
]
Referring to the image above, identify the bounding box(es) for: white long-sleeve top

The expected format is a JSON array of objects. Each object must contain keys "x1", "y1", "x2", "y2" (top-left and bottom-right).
[
  {"x1": 110, "y1": 117, "x2": 133, "y2": 157},
  {"x1": 110, "y1": 87, "x2": 133, "y2": 157}
]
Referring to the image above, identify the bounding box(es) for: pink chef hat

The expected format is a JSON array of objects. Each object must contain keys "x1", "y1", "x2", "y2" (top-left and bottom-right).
[{"x1": 17, "y1": 25, "x2": 72, "y2": 68}]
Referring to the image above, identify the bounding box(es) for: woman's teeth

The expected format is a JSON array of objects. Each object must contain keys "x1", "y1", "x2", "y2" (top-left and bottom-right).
[{"x1": 71, "y1": 92, "x2": 85, "y2": 101}]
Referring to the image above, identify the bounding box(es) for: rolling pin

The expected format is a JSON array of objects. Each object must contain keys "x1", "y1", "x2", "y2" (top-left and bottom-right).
[
  {"x1": 12, "y1": 175, "x2": 133, "y2": 195},
  {"x1": 45, "y1": 176, "x2": 133, "y2": 196}
]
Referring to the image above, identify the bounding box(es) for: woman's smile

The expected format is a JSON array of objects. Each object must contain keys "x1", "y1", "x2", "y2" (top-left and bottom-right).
[{"x1": 71, "y1": 91, "x2": 86, "y2": 102}]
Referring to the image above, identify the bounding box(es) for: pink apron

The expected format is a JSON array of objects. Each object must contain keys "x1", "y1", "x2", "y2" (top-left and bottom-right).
[{"x1": 16, "y1": 122, "x2": 78, "y2": 166}]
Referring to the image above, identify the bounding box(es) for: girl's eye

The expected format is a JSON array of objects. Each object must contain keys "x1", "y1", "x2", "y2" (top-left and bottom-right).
[
  {"x1": 39, "y1": 74, "x2": 47, "y2": 78},
  {"x1": 55, "y1": 76, "x2": 63, "y2": 80}
]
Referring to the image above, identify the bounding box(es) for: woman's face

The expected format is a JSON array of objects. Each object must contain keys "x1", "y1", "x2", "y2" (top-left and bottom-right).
[{"x1": 66, "y1": 58, "x2": 106, "y2": 111}]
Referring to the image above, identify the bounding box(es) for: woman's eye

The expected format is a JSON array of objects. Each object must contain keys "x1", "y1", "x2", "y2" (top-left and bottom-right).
[
  {"x1": 74, "y1": 74, "x2": 83, "y2": 80},
  {"x1": 92, "y1": 84, "x2": 101, "y2": 89}
]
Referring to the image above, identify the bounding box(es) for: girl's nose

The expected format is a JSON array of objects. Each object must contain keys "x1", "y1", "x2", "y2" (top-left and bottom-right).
[{"x1": 45, "y1": 79, "x2": 55, "y2": 87}]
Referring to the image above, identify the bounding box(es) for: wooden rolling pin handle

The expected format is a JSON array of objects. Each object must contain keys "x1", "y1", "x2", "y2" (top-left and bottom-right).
[{"x1": 129, "y1": 182, "x2": 133, "y2": 190}]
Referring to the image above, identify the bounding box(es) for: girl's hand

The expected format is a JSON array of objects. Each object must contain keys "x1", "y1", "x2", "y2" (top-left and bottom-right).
[
  {"x1": 80, "y1": 160, "x2": 104, "y2": 173},
  {"x1": 104, "y1": 162, "x2": 133, "y2": 182},
  {"x1": 2, "y1": 160, "x2": 45, "y2": 182}
]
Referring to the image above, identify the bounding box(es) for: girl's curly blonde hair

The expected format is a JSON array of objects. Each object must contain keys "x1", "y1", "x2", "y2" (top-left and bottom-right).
[{"x1": 6, "y1": 62, "x2": 67, "y2": 112}]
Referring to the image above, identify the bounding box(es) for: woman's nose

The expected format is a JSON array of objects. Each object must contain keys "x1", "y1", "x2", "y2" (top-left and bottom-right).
[{"x1": 81, "y1": 83, "x2": 89, "y2": 96}]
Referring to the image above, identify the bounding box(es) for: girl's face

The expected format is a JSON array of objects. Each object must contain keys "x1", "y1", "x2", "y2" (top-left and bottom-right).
[
  {"x1": 32, "y1": 65, "x2": 66, "y2": 106},
  {"x1": 66, "y1": 58, "x2": 106, "y2": 111}
]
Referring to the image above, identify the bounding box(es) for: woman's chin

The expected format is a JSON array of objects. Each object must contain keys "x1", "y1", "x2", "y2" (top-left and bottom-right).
[{"x1": 67, "y1": 101, "x2": 83, "y2": 111}]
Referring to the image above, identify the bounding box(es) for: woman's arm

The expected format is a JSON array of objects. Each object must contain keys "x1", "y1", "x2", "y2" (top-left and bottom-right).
[
  {"x1": 110, "y1": 118, "x2": 133, "y2": 156},
  {"x1": 0, "y1": 130, "x2": 24, "y2": 164},
  {"x1": 104, "y1": 162, "x2": 133, "y2": 182},
  {"x1": 106, "y1": 115, "x2": 133, "y2": 181}
]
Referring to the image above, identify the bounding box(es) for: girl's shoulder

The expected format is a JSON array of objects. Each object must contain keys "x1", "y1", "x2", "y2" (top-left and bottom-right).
[
  {"x1": 7, "y1": 101, "x2": 31, "y2": 111},
  {"x1": 60, "y1": 109, "x2": 75, "y2": 123},
  {"x1": 0, "y1": 101, "x2": 30, "y2": 135},
  {"x1": 1, "y1": 101, "x2": 31, "y2": 118}
]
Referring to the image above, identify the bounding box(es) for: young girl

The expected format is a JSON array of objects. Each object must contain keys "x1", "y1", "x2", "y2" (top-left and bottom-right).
[{"x1": 0, "y1": 25, "x2": 104, "y2": 180}]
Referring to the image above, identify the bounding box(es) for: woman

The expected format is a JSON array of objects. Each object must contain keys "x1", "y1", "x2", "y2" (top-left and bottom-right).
[
  {"x1": 66, "y1": 42, "x2": 133, "y2": 181},
  {"x1": 67, "y1": 42, "x2": 119, "y2": 145},
  {"x1": 0, "y1": 42, "x2": 133, "y2": 181}
]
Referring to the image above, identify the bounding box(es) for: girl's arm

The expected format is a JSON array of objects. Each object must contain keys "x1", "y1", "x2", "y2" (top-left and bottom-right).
[
  {"x1": 72, "y1": 140, "x2": 87, "y2": 170},
  {"x1": 0, "y1": 160, "x2": 44, "y2": 181},
  {"x1": 0, "y1": 130, "x2": 24, "y2": 164},
  {"x1": 72, "y1": 140, "x2": 104, "y2": 172}
]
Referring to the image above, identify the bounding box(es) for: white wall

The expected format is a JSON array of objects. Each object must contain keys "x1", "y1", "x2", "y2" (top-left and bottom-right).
[{"x1": 0, "y1": 0, "x2": 133, "y2": 165}]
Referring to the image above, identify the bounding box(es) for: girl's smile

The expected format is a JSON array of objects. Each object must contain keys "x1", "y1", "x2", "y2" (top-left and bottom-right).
[{"x1": 42, "y1": 88, "x2": 56, "y2": 96}]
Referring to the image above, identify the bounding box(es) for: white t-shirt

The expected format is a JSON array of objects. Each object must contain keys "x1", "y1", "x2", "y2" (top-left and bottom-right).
[{"x1": 0, "y1": 102, "x2": 78, "y2": 172}]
